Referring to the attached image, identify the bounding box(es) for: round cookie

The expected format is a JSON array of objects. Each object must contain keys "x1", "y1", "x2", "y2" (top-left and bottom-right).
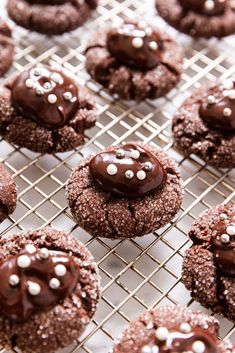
[
  {"x1": 155, "y1": 0, "x2": 235, "y2": 38},
  {"x1": 7, "y1": 0, "x2": 98, "y2": 35},
  {"x1": 172, "y1": 80, "x2": 235, "y2": 168},
  {"x1": 0, "y1": 227, "x2": 100, "y2": 353},
  {"x1": 0, "y1": 20, "x2": 14, "y2": 76},
  {"x1": 182, "y1": 202, "x2": 235, "y2": 322},
  {"x1": 66, "y1": 142, "x2": 183, "y2": 239},
  {"x1": 0, "y1": 65, "x2": 97, "y2": 153},
  {"x1": 112, "y1": 305, "x2": 234, "y2": 353},
  {"x1": 0, "y1": 163, "x2": 17, "y2": 222},
  {"x1": 85, "y1": 20, "x2": 183, "y2": 100}
]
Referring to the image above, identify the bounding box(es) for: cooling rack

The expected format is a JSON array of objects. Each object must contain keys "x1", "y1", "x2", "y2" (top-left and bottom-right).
[{"x1": 0, "y1": 0, "x2": 235, "y2": 352}]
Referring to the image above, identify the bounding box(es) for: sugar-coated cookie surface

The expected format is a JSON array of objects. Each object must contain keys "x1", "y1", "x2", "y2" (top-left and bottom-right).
[
  {"x1": 66, "y1": 142, "x2": 183, "y2": 239},
  {"x1": 0, "y1": 227, "x2": 100, "y2": 353},
  {"x1": 0, "y1": 163, "x2": 17, "y2": 222}
]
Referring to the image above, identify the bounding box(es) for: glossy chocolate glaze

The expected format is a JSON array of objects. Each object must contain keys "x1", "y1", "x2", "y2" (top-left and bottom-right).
[
  {"x1": 199, "y1": 82, "x2": 235, "y2": 131},
  {"x1": 150, "y1": 326, "x2": 219, "y2": 353},
  {"x1": 0, "y1": 246, "x2": 79, "y2": 321},
  {"x1": 107, "y1": 23, "x2": 163, "y2": 70},
  {"x1": 178, "y1": 0, "x2": 226, "y2": 16},
  {"x1": 211, "y1": 213, "x2": 235, "y2": 276},
  {"x1": 89, "y1": 143, "x2": 167, "y2": 198},
  {"x1": 11, "y1": 66, "x2": 79, "y2": 129}
]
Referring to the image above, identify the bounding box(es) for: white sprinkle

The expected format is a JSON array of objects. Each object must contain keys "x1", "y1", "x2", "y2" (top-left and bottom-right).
[
  {"x1": 192, "y1": 340, "x2": 206, "y2": 353},
  {"x1": 48, "y1": 94, "x2": 57, "y2": 104},
  {"x1": 131, "y1": 150, "x2": 140, "y2": 159},
  {"x1": 149, "y1": 41, "x2": 158, "y2": 51},
  {"x1": 36, "y1": 87, "x2": 44, "y2": 96},
  {"x1": 227, "y1": 225, "x2": 235, "y2": 236},
  {"x1": 49, "y1": 278, "x2": 60, "y2": 289},
  {"x1": 155, "y1": 327, "x2": 169, "y2": 341},
  {"x1": 55, "y1": 264, "x2": 67, "y2": 277},
  {"x1": 125, "y1": 170, "x2": 134, "y2": 179},
  {"x1": 151, "y1": 346, "x2": 159, "y2": 353},
  {"x1": 39, "y1": 248, "x2": 49, "y2": 259},
  {"x1": 223, "y1": 107, "x2": 232, "y2": 117},
  {"x1": 137, "y1": 170, "x2": 146, "y2": 180},
  {"x1": 132, "y1": 37, "x2": 144, "y2": 49},
  {"x1": 179, "y1": 322, "x2": 191, "y2": 333},
  {"x1": 228, "y1": 90, "x2": 235, "y2": 99},
  {"x1": 28, "y1": 281, "x2": 41, "y2": 296},
  {"x1": 145, "y1": 27, "x2": 153, "y2": 36},
  {"x1": 9, "y1": 274, "x2": 20, "y2": 286},
  {"x1": 146, "y1": 321, "x2": 154, "y2": 330},
  {"x1": 51, "y1": 72, "x2": 63, "y2": 84},
  {"x1": 25, "y1": 79, "x2": 34, "y2": 89},
  {"x1": 223, "y1": 79, "x2": 234, "y2": 90},
  {"x1": 17, "y1": 255, "x2": 31, "y2": 269},
  {"x1": 141, "y1": 346, "x2": 152, "y2": 353},
  {"x1": 144, "y1": 161, "x2": 152, "y2": 171},
  {"x1": 43, "y1": 82, "x2": 52, "y2": 90},
  {"x1": 207, "y1": 95, "x2": 216, "y2": 105},
  {"x1": 204, "y1": 0, "x2": 215, "y2": 11},
  {"x1": 63, "y1": 92, "x2": 73, "y2": 101},
  {"x1": 138, "y1": 20, "x2": 147, "y2": 29},
  {"x1": 116, "y1": 149, "x2": 125, "y2": 158},
  {"x1": 107, "y1": 164, "x2": 118, "y2": 176},
  {"x1": 25, "y1": 244, "x2": 36, "y2": 254},
  {"x1": 220, "y1": 213, "x2": 228, "y2": 220},
  {"x1": 220, "y1": 233, "x2": 230, "y2": 244},
  {"x1": 33, "y1": 67, "x2": 41, "y2": 76}
]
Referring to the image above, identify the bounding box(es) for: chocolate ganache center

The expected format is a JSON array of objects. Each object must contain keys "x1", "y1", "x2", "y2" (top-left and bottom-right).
[
  {"x1": 141, "y1": 323, "x2": 219, "y2": 353},
  {"x1": 11, "y1": 66, "x2": 79, "y2": 129},
  {"x1": 199, "y1": 79, "x2": 235, "y2": 132},
  {"x1": 178, "y1": 0, "x2": 226, "y2": 16},
  {"x1": 107, "y1": 22, "x2": 163, "y2": 71},
  {"x1": 89, "y1": 143, "x2": 167, "y2": 198},
  {"x1": 0, "y1": 245, "x2": 80, "y2": 321},
  {"x1": 211, "y1": 211, "x2": 235, "y2": 276}
]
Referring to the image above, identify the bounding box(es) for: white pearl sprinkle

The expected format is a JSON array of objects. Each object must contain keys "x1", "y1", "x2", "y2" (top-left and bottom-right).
[
  {"x1": 51, "y1": 72, "x2": 63, "y2": 84},
  {"x1": 125, "y1": 170, "x2": 134, "y2": 179},
  {"x1": 207, "y1": 95, "x2": 216, "y2": 105},
  {"x1": 155, "y1": 327, "x2": 169, "y2": 341},
  {"x1": 137, "y1": 170, "x2": 146, "y2": 180},
  {"x1": 192, "y1": 340, "x2": 206, "y2": 353},
  {"x1": 39, "y1": 248, "x2": 49, "y2": 259},
  {"x1": 179, "y1": 322, "x2": 192, "y2": 333},
  {"x1": 36, "y1": 87, "x2": 44, "y2": 96},
  {"x1": 25, "y1": 244, "x2": 36, "y2": 254},
  {"x1": 131, "y1": 150, "x2": 140, "y2": 159},
  {"x1": 49, "y1": 278, "x2": 60, "y2": 289},
  {"x1": 220, "y1": 233, "x2": 230, "y2": 244},
  {"x1": 55, "y1": 264, "x2": 67, "y2": 277},
  {"x1": 33, "y1": 67, "x2": 41, "y2": 76},
  {"x1": 227, "y1": 225, "x2": 235, "y2": 236},
  {"x1": 28, "y1": 281, "x2": 41, "y2": 296},
  {"x1": 116, "y1": 149, "x2": 125, "y2": 158},
  {"x1": 132, "y1": 37, "x2": 144, "y2": 49},
  {"x1": 223, "y1": 107, "x2": 232, "y2": 117},
  {"x1": 17, "y1": 255, "x2": 31, "y2": 269},
  {"x1": 220, "y1": 213, "x2": 228, "y2": 220},
  {"x1": 107, "y1": 164, "x2": 118, "y2": 176},
  {"x1": 43, "y1": 82, "x2": 52, "y2": 90},
  {"x1": 144, "y1": 162, "x2": 152, "y2": 171},
  {"x1": 63, "y1": 92, "x2": 73, "y2": 101},
  {"x1": 223, "y1": 79, "x2": 234, "y2": 90},
  {"x1": 141, "y1": 346, "x2": 151, "y2": 353},
  {"x1": 149, "y1": 41, "x2": 158, "y2": 51},
  {"x1": 145, "y1": 27, "x2": 153, "y2": 36},
  {"x1": 204, "y1": 0, "x2": 215, "y2": 11},
  {"x1": 25, "y1": 79, "x2": 34, "y2": 89},
  {"x1": 228, "y1": 90, "x2": 235, "y2": 99},
  {"x1": 151, "y1": 346, "x2": 159, "y2": 353},
  {"x1": 9, "y1": 274, "x2": 20, "y2": 286},
  {"x1": 48, "y1": 94, "x2": 57, "y2": 104},
  {"x1": 138, "y1": 20, "x2": 147, "y2": 29}
]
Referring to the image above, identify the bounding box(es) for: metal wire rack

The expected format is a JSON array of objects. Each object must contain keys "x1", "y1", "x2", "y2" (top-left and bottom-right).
[{"x1": 0, "y1": 0, "x2": 235, "y2": 352}]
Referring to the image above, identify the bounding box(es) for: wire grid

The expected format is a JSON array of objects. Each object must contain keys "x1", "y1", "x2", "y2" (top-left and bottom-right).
[{"x1": 0, "y1": 0, "x2": 235, "y2": 352}]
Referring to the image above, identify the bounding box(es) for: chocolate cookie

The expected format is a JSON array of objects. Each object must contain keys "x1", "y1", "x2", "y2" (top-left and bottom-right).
[
  {"x1": 0, "y1": 163, "x2": 17, "y2": 222},
  {"x1": 155, "y1": 0, "x2": 235, "y2": 38},
  {"x1": 112, "y1": 305, "x2": 234, "y2": 353},
  {"x1": 85, "y1": 20, "x2": 183, "y2": 100},
  {"x1": 0, "y1": 227, "x2": 100, "y2": 353},
  {"x1": 66, "y1": 142, "x2": 183, "y2": 239},
  {"x1": 182, "y1": 202, "x2": 235, "y2": 321},
  {"x1": 0, "y1": 65, "x2": 97, "y2": 153},
  {"x1": 172, "y1": 80, "x2": 235, "y2": 168},
  {"x1": 7, "y1": 0, "x2": 98, "y2": 35},
  {"x1": 0, "y1": 20, "x2": 14, "y2": 76}
]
